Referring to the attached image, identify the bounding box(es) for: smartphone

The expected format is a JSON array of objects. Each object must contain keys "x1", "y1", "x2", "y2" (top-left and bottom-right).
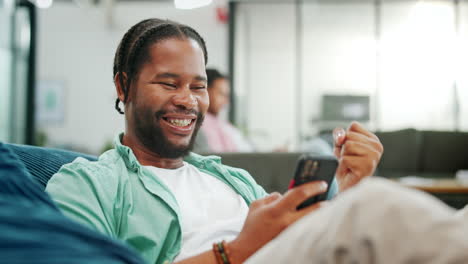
[{"x1": 289, "y1": 155, "x2": 338, "y2": 210}]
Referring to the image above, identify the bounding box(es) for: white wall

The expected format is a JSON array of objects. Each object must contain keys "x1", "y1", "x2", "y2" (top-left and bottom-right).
[
  {"x1": 234, "y1": 3, "x2": 297, "y2": 151},
  {"x1": 300, "y1": 1, "x2": 376, "y2": 136},
  {"x1": 234, "y1": 0, "x2": 468, "y2": 151},
  {"x1": 37, "y1": 1, "x2": 228, "y2": 154}
]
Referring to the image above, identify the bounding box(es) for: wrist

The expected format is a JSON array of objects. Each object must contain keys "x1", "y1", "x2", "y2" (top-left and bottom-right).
[{"x1": 227, "y1": 238, "x2": 256, "y2": 264}]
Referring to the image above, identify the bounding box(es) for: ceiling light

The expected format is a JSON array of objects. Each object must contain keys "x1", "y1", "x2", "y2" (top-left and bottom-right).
[
  {"x1": 174, "y1": 0, "x2": 212, "y2": 9},
  {"x1": 35, "y1": 0, "x2": 53, "y2": 9}
]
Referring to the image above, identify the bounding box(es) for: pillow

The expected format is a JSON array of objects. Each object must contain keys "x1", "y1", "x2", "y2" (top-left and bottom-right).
[
  {"x1": 5, "y1": 143, "x2": 97, "y2": 189},
  {"x1": 0, "y1": 142, "x2": 144, "y2": 264}
]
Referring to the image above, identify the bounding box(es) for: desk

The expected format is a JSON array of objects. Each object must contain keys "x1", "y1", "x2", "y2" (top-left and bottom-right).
[
  {"x1": 399, "y1": 178, "x2": 468, "y2": 193},
  {"x1": 397, "y1": 177, "x2": 468, "y2": 209}
]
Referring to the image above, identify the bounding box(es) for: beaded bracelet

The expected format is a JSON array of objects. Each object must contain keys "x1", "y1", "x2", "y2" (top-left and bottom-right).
[{"x1": 212, "y1": 240, "x2": 232, "y2": 264}]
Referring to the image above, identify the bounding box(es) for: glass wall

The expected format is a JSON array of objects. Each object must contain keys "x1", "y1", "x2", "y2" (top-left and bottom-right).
[{"x1": 232, "y1": 0, "x2": 468, "y2": 151}]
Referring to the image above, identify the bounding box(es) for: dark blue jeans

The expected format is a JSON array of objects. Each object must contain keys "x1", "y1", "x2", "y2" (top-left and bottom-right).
[{"x1": 0, "y1": 143, "x2": 145, "y2": 264}]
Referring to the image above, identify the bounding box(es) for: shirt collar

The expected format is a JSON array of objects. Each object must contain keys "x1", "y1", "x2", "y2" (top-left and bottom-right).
[{"x1": 113, "y1": 132, "x2": 222, "y2": 170}]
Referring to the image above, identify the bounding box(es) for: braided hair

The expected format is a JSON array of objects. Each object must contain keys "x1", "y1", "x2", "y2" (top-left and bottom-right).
[{"x1": 113, "y1": 18, "x2": 209, "y2": 114}]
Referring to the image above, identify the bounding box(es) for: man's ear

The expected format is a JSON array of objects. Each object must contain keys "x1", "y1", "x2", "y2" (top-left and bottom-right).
[{"x1": 114, "y1": 72, "x2": 128, "y2": 103}]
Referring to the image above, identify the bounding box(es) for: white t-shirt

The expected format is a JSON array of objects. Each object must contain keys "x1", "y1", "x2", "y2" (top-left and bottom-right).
[{"x1": 145, "y1": 162, "x2": 249, "y2": 261}]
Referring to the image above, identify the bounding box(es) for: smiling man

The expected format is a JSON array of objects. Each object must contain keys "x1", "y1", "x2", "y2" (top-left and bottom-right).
[{"x1": 46, "y1": 18, "x2": 384, "y2": 264}]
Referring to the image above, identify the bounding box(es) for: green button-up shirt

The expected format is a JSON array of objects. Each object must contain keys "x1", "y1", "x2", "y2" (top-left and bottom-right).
[
  {"x1": 46, "y1": 134, "x2": 269, "y2": 264},
  {"x1": 47, "y1": 134, "x2": 338, "y2": 264}
]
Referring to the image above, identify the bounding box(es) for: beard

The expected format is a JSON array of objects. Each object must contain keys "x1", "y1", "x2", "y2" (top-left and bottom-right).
[{"x1": 133, "y1": 106, "x2": 204, "y2": 159}]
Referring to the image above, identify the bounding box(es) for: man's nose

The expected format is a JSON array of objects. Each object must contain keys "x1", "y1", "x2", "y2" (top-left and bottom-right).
[{"x1": 172, "y1": 89, "x2": 197, "y2": 109}]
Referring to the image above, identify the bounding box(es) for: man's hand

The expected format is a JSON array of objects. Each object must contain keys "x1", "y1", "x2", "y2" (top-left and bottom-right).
[
  {"x1": 333, "y1": 121, "x2": 383, "y2": 192},
  {"x1": 228, "y1": 182, "x2": 328, "y2": 264}
]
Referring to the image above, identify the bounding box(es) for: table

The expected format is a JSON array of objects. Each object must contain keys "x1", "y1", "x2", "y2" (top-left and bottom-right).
[{"x1": 396, "y1": 177, "x2": 468, "y2": 209}]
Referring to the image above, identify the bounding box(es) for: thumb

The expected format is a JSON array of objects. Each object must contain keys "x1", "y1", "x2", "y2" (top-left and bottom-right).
[
  {"x1": 333, "y1": 127, "x2": 346, "y2": 158},
  {"x1": 335, "y1": 160, "x2": 348, "y2": 179}
]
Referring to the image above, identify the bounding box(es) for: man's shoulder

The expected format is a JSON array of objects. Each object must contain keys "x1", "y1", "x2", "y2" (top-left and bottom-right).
[{"x1": 55, "y1": 149, "x2": 128, "y2": 181}]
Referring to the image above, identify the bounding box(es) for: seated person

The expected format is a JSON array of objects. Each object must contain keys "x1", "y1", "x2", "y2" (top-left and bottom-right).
[
  {"x1": 44, "y1": 18, "x2": 468, "y2": 264},
  {"x1": 193, "y1": 68, "x2": 253, "y2": 153}
]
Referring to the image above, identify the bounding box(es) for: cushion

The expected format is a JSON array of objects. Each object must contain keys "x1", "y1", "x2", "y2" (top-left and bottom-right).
[
  {"x1": 5, "y1": 143, "x2": 97, "y2": 189},
  {"x1": 420, "y1": 131, "x2": 468, "y2": 174},
  {"x1": 375, "y1": 129, "x2": 422, "y2": 177},
  {"x1": 0, "y1": 142, "x2": 144, "y2": 264},
  {"x1": 215, "y1": 152, "x2": 303, "y2": 193}
]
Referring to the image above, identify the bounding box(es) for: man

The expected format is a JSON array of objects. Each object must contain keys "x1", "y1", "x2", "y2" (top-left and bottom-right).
[
  {"x1": 46, "y1": 18, "x2": 383, "y2": 264},
  {"x1": 193, "y1": 68, "x2": 253, "y2": 153}
]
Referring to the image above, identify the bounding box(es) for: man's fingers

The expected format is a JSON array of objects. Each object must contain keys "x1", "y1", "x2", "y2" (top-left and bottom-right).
[
  {"x1": 345, "y1": 131, "x2": 383, "y2": 153},
  {"x1": 333, "y1": 127, "x2": 346, "y2": 147},
  {"x1": 339, "y1": 155, "x2": 377, "y2": 178},
  {"x1": 348, "y1": 121, "x2": 379, "y2": 140},
  {"x1": 341, "y1": 140, "x2": 382, "y2": 157},
  {"x1": 335, "y1": 161, "x2": 349, "y2": 178},
  {"x1": 333, "y1": 127, "x2": 346, "y2": 159},
  {"x1": 278, "y1": 181, "x2": 328, "y2": 211}
]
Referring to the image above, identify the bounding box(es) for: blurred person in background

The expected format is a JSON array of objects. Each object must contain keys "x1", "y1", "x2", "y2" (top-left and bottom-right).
[{"x1": 193, "y1": 68, "x2": 253, "y2": 153}]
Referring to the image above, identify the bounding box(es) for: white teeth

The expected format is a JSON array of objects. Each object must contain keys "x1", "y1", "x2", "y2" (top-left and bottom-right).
[{"x1": 168, "y1": 119, "x2": 191, "y2": 127}]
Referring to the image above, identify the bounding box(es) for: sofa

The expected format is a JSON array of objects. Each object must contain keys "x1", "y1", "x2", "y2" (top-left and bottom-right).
[
  {"x1": 0, "y1": 142, "x2": 144, "y2": 263},
  {"x1": 215, "y1": 129, "x2": 468, "y2": 190},
  {"x1": 213, "y1": 129, "x2": 468, "y2": 208},
  {"x1": 4, "y1": 128, "x2": 468, "y2": 208},
  {"x1": 375, "y1": 129, "x2": 468, "y2": 179},
  {"x1": 6, "y1": 143, "x2": 97, "y2": 190}
]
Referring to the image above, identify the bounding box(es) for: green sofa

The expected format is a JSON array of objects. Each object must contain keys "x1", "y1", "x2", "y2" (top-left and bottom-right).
[
  {"x1": 375, "y1": 129, "x2": 468, "y2": 179},
  {"x1": 214, "y1": 129, "x2": 468, "y2": 208}
]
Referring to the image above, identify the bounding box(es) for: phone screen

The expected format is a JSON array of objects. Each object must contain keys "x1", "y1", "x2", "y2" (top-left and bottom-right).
[{"x1": 291, "y1": 155, "x2": 338, "y2": 209}]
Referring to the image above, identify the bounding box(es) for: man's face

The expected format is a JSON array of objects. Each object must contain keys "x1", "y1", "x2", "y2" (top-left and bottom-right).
[
  {"x1": 208, "y1": 78, "x2": 230, "y2": 116},
  {"x1": 128, "y1": 38, "x2": 209, "y2": 158}
]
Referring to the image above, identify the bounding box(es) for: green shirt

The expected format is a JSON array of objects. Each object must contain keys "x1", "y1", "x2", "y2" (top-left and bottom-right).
[{"x1": 46, "y1": 134, "x2": 268, "y2": 264}]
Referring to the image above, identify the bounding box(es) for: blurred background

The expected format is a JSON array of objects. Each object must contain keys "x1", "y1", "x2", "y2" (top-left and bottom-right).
[{"x1": 1, "y1": 0, "x2": 468, "y2": 153}]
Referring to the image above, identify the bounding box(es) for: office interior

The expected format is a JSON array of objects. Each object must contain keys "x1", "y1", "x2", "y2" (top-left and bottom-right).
[{"x1": 1, "y1": 0, "x2": 468, "y2": 207}]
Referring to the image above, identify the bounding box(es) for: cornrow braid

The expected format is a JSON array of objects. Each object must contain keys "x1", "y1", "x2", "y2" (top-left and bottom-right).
[
  {"x1": 113, "y1": 19, "x2": 155, "y2": 109},
  {"x1": 113, "y1": 18, "x2": 209, "y2": 114}
]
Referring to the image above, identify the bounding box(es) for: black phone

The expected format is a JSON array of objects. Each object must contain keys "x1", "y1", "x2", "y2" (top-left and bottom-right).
[{"x1": 289, "y1": 155, "x2": 338, "y2": 210}]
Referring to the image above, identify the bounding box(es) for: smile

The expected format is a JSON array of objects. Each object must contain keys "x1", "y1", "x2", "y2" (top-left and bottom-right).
[
  {"x1": 161, "y1": 115, "x2": 197, "y2": 135},
  {"x1": 164, "y1": 118, "x2": 194, "y2": 127}
]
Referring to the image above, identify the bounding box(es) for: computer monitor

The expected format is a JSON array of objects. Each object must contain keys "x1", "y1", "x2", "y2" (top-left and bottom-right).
[{"x1": 321, "y1": 95, "x2": 370, "y2": 122}]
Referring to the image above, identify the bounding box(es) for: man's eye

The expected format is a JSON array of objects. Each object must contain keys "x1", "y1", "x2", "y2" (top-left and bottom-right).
[
  {"x1": 192, "y1": 86, "x2": 206, "y2": 90},
  {"x1": 158, "y1": 82, "x2": 176, "y2": 88}
]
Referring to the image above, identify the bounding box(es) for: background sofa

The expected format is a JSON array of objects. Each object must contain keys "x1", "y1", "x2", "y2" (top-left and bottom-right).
[
  {"x1": 215, "y1": 129, "x2": 468, "y2": 193},
  {"x1": 213, "y1": 129, "x2": 468, "y2": 209},
  {"x1": 4, "y1": 128, "x2": 468, "y2": 208},
  {"x1": 375, "y1": 129, "x2": 468, "y2": 179}
]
